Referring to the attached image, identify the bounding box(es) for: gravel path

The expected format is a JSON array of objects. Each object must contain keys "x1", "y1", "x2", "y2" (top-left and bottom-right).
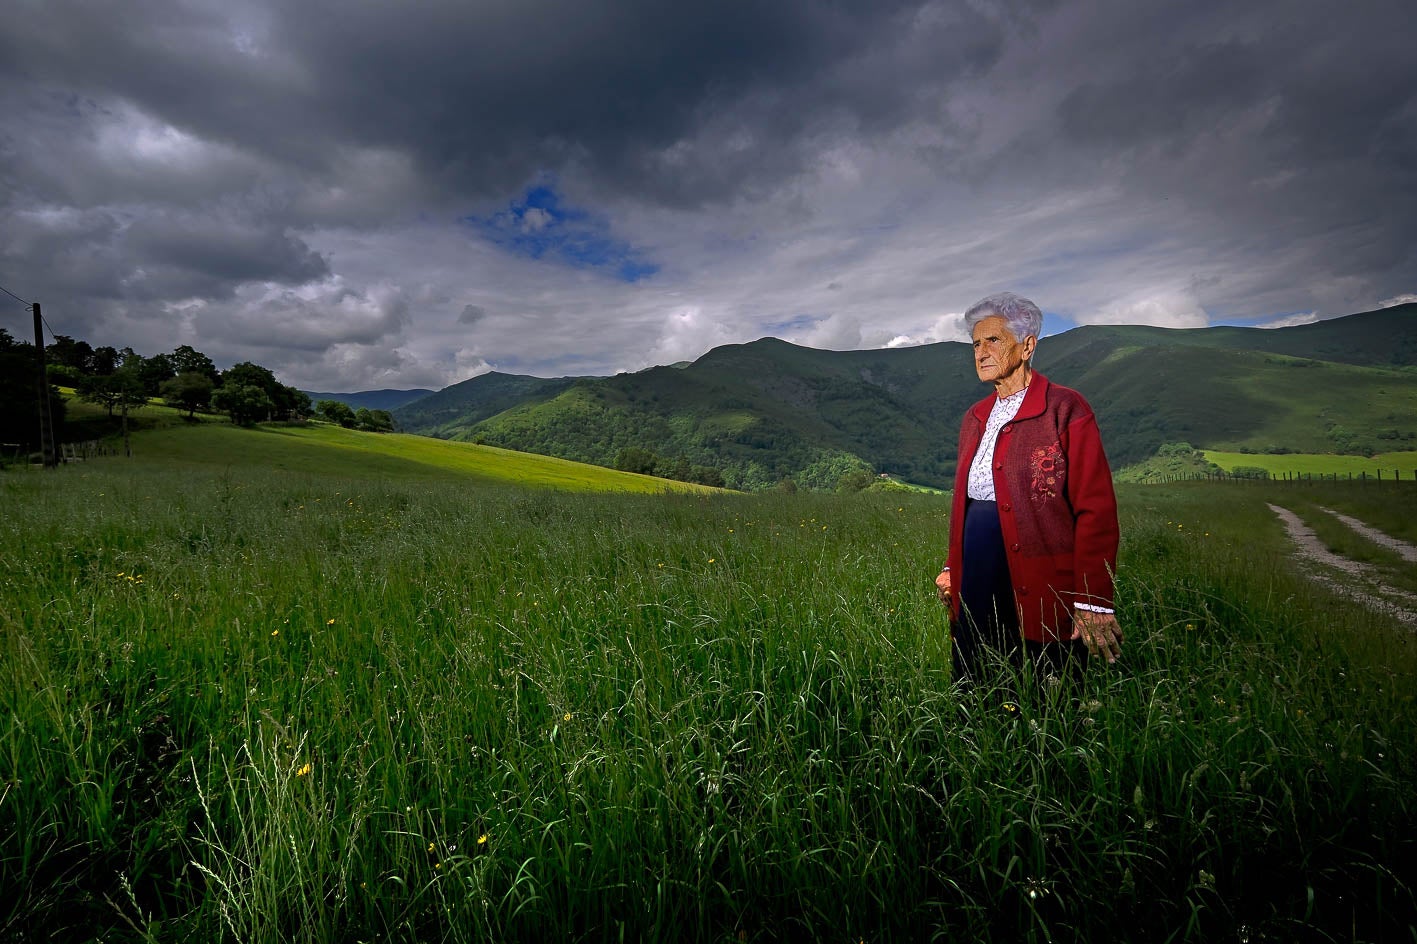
[
  {"x1": 1267, "y1": 503, "x2": 1417, "y2": 629},
  {"x1": 1318, "y1": 506, "x2": 1417, "y2": 563}
]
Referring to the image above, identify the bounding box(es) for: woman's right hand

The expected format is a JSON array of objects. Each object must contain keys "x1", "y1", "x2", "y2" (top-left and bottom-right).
[{"x1": 935, "y1": 568, "x2": 951, "y2": 604}]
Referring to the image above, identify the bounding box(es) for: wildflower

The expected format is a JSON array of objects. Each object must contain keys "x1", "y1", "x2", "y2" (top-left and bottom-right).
[
  {"x1": 428, "y1": 842, "x2": 436, "y2": 852},
  {"x1": 1001, "y1": 701, "x2": 1019, "y2": 715},
  {"x1": 707, "y1": 558, "x2": 716, "y2": 564},
  {"x1": 296, "y1": 762, "x2": 312, "y2": 777},
  {"x1": 563, "y1": 712, "x2": 572, "y2": 722},
  {"x1": 327, "y1": 618, "x2": 336, "y2": 625},
  {"x1": 271, "y1": 630, "x2": 279, "y2": 637},
  {"x1": 477, "y1": 834, "x2": 488, "y2": 845}
]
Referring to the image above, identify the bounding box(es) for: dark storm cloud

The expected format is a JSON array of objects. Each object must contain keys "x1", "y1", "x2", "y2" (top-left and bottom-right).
[
  {"x1": 124, "y1": 218, "x2": 328, "y2": 288},
  {"x1": 1, "y1": 0, "x2": 1413, "y2": 387},
  {"x1": 1, "y1": 0, "x2": 1007, "y2": 206},
  {"x1": 995, "y1": 0, "x2": 1417, "y2": 321},
  {"x1": 267, "y1": 0, "x2": 990, "y2": 203}
]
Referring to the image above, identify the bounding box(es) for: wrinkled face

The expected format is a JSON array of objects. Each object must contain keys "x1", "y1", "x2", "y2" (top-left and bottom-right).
[{"x1": 971, "y1": 315, "x2": 1035, "y2": 386}]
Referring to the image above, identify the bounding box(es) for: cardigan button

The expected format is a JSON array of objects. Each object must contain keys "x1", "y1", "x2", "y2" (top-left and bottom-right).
[
  {"x1": 1011, "y1": 543, "x2": 1019, "y2": 551},
  {"x1": 1002, "y1": 503, "x2": 1011, "y2": 512},
  {"x1": 1002, "y1": 425, "x2": 1012, "y2": 433}
]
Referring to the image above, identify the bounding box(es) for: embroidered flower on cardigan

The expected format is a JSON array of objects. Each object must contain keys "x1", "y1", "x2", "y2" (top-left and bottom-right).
[{"x1": 1030, "y1": 442, "x2": 1065, "y2": 501}]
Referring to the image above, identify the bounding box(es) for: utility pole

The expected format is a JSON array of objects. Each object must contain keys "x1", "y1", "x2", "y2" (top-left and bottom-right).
[{"x1": 32, "y1": 302, "x2": 57, "y2": 468}]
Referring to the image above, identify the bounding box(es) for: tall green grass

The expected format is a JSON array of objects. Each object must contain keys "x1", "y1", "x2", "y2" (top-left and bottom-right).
[{"x1": 1, "y1": 461, "x2": 1414, "y2": 942}]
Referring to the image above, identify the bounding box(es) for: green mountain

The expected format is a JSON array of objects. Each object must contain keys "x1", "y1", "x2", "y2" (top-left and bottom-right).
[
  {"x1": 302, "y1": 388, "x2": 435, "y2": 411},
  {"x1": 393, "y1": 304, "x2": 1417, "y2": 489},
  {"x1": 392, "y1": 372, "x2": 579, "y2": 434}
]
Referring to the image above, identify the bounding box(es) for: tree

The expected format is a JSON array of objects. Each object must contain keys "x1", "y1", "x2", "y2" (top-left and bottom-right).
[
  {"x1": 212, "y1": 383, "x2": 275, "y2": 426},
  {"x1": 78, "y1": 370, "x2": 148, "y2": 417},
  {"x1": 835, "y1": 469, "x2": 875, "y2": 493},
  {"x1": 221, "y1": 361, "x2": 279, "y2": 393},
  {"x1": 161, "y1": 371, "x2": 215, "y2": 418},
  {"x1": 0, "y1": 329, "x2": 66, "y2": 451},
  {"x1": 355, "y1": 408, "x2": 394, "y2": 432},
  {"x1": 46, "y1": 335, "x2": 94, "y2": 372},
  {"x1": 89, "y1": 346, "x2": 120, "y2": 375},
  {"x1": 284, "y1": 387, "x2": 312, "y2": 420},
  {"x1": 318, "y1": 399, "x2": 356, "y2": 427},
  {"x1": 77, "y1": 368, "x2": 147, "y2": 456},
  {"x1": 615, "y1": 447, "x2": 660, "y2": 475},
  {"x1": 136, "y1": 352, "x2": 176, "y2": 396},
  {"x1": 220, "y1": 361, "x2": 307, "y2": 420},
  {"x1": 170, "y1": 344, "x2": 219, "y2": 382}
]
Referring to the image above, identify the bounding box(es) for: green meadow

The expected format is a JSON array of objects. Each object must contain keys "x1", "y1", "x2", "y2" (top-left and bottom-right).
[
  {"x1": 1205, "y1": 449, "x2": 1417, "y2": 479},
  {"x1": 129, "y1": 423, "x2": 715, "y2": 494},
  {"x1": 2, "y1": 428, "x2": 1415, "y2": 942}
]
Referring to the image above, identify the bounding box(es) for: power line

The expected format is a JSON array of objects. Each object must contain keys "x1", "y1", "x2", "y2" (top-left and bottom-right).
[{"x1": 0, "y1": 280, "x2": 33, "y2": 308}]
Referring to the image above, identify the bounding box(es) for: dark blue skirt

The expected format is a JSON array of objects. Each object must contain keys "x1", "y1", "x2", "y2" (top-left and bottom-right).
[
  {"x1": 953, "y1": 499, "x2": 1021, "y2": 681},
  {"x1": 953, "y1": 498, "x2": 1088, "y2": 686}
]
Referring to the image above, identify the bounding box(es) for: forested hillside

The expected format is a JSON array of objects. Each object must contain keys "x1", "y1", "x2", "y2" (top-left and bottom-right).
[{"x1": 393, "y1": 304, "x2": 1417, "y2": 490}]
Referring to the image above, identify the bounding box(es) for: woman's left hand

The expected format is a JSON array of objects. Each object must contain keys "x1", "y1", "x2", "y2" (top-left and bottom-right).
[{"x1": 1071, "y1": 610, "x2": 1123, "y2": 663}]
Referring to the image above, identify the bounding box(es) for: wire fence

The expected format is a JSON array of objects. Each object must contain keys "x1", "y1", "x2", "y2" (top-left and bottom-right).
[{"x1": 1146, "y1": 469, "x2": 1417, "y2": 484}]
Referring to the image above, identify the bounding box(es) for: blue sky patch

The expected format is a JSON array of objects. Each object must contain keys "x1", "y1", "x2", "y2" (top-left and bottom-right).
[{"x1": 468, "y1": 184, "x2": 659, "y2": 283}]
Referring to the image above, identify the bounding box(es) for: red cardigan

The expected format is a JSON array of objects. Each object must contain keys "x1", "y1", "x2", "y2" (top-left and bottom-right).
[{"x1": 946, "y1": 372, "x2": 1119, "y2": 643}]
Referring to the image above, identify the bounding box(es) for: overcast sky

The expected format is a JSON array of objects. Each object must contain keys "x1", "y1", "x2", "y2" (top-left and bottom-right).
[{"x1": 2, "y1": 0, "x2": 1414, "y2": 390}]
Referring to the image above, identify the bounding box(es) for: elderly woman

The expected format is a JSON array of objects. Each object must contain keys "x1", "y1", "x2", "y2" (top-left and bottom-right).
[{"x1": 935, "y1": 292, "x2": 1122, "y2": 685}]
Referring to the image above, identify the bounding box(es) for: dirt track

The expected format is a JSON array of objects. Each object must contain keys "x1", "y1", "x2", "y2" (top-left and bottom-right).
[{"x1": 1267, "y1": 503, "x2": 1417, "y2": 629}]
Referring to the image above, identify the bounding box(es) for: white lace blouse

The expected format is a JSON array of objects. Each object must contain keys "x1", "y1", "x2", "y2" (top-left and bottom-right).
[{"x1": 966, "y1": 386, "x2": 1028, "y2": 501}]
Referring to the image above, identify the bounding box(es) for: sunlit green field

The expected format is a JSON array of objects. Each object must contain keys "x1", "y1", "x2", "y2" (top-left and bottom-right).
[
  {"x1": 2, "y1": 435, "x2": 1415, "y2": 942},
  {"x1": 1205, "y1": 449, "x2": 1417, "y2": 479},
  {"x1": 129, "y1": 423, "x2": 713, "y2": 494}
]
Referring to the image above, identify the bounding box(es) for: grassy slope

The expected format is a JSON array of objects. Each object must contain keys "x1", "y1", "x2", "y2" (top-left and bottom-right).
[
  {"x1": 127, "y1": 422, "x2": 715, "y2": 494},
  {"x1": 1205, "y1": 449, "x2": 1417, "y2": 477}
]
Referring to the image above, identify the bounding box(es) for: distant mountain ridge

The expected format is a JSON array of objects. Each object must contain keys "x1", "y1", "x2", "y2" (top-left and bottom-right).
[
  {"x1": 302, "y1": 388, "x2": 436, "y2": 412},
  {"x1": 384, "y1": 304, "x2": 1417, "y2": 490}
]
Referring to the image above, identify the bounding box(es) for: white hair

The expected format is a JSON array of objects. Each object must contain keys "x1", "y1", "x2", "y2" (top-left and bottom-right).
[{"x1": 964, "y1": 292, "x2": 1043, "y2": 343}]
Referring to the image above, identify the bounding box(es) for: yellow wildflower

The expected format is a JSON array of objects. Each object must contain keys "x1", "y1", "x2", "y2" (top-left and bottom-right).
[{"x1": 296, "y1": 762, "x2": 312, "y2": 777}]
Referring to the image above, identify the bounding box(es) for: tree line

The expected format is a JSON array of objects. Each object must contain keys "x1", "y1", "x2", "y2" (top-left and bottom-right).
[
  {"x1": 42, "y1": 333, "x2": 310, "y2": 428},
  {"x1": 1, "y1": 329, "x2": 394, "y2": 453}
]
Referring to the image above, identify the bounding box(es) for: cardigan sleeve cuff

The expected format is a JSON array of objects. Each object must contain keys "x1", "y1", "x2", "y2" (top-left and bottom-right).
[{"x1": 1073, "y1": 601, "x2": 1115, "y2": 615}]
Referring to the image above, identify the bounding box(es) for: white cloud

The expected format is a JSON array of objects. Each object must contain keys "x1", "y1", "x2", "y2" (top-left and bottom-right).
[
  {"x1": 521, "y1": 207, "x2": 553, "y2": 233},
  {"x1": 1077, "y1": 290, "x2": 1211, "y2": 329},
  {"x1": 1379, "y1": 293, "x2": 1417, "y2": 308},
  {"x1": 1256, "y1": 311, "x2": 1319, "y2": 329}
]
